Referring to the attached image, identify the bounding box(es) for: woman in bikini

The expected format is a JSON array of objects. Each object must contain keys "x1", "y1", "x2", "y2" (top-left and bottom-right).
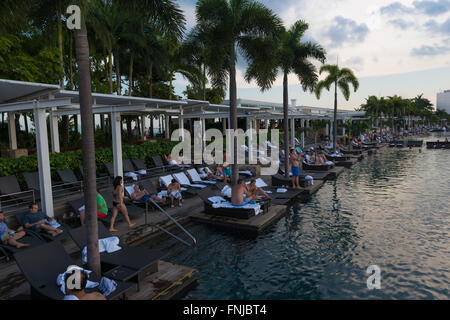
[{"x1": 110, "y1": 176, "x2": 136, "y2": 232}]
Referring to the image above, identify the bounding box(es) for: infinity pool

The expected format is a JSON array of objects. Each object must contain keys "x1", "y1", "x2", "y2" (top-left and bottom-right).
[{"x1": 146, "y1": 134, "x2": 450, "y2": 300}]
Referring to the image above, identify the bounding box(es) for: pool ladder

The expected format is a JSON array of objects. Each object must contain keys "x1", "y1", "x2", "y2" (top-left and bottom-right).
[{"x1": 146, "y1": 198, "x2": 197, "y2": 248}]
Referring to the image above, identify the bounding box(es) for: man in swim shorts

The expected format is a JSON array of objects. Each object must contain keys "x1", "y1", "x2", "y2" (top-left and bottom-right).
[
  {"x1": 290, "y1": 149, "x2": 301, "y2": 189},
  {"x1": 231, "y1": 179, "x2": 256, "y2": 206}
]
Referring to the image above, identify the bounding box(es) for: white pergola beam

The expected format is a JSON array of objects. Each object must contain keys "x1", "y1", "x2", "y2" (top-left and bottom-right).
[{"x1": 111, "y1": 111, "x2": 123, "y2": 179}]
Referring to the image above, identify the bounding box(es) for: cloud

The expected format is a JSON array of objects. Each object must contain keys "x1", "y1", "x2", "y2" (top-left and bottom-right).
[
  {"x1": 323, "y1": 16, "x2": 369, "y2": 48},
  {"x1": 413, "y1": 0, "x2": 450, "y2": 16},
  {"x1": 424, "y1": 18, "x2": 450, "y2": 33},
  {"x1": 380, "y1": 2, "x2": 414, "y2": 15},
  {"x1": 388, "y1": 18, "x2": 414, "y2": 30},
  {"x1": 411, "y1": 44, "x2": 450, "y2": 55}
]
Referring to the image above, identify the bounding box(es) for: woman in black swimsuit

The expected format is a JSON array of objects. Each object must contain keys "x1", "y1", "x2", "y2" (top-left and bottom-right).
[{"x1": 110, "y1": 176, "x2": 136, "y2": 232}]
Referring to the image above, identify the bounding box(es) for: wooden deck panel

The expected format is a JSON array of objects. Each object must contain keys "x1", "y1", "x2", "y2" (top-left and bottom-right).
[{"x1": 189, "y1": 205, "x2": 287, "y2": 234}]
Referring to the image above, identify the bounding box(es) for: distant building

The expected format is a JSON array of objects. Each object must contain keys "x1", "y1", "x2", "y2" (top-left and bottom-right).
[{"x1": 437, "y1": 90, "x2": 450, "y2": 113}]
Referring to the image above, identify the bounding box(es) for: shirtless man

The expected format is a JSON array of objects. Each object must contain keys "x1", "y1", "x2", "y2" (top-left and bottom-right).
[
  {"x1": 131, "y1": 184, "x2": 166, "y2": 204},
  {"x1": 63, "y1": 268, "x2": 106, "y2": 300},
  {"x1": 231, "y1": 179, "x2": 256, "y2": 206},
  {"x1": 290, "y1": 149, "x2": 302, "y2": 189},
  {"x1": 246, "y1": 179, "x2": 272, "y2": 200},
  {"x1": 167, "y1": 179, "x2": 183, "y2": 207}
]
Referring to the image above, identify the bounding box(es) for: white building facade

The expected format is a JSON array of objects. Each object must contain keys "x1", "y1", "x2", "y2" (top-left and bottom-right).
[{"x1": 437, "y1": 90, "x2": 450, "y2": 113}]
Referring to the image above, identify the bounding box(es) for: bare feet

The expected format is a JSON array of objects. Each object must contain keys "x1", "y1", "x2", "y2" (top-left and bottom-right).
[
  {"x1": 129, "y1": 223, "x2": 136, "y2": 229},
  {"x1": 109, "y1": 228, "x2": 118, "y2": 232},
  {"x1": 16, "y1": 243, "x2": 30, "y2": 248}
]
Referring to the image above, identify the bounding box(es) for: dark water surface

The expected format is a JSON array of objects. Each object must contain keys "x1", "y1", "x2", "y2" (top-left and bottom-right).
[{"x1": 147, "y1": 135, "x2": 449, "y2": 300}]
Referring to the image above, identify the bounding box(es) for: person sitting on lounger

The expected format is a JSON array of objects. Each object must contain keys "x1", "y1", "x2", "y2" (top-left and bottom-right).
[
  {"x1": 202, "y1": 166, "x2": 223, "y2": 180},
  {"x1": 246, "y1": 179, "x2": 272, "y2": 200},
  {"x1": 63, "y1": 267, "x2": 105, "y2": 300},
  {"x1": 167, "y1": 179, "x2": 182, "y2": 208},
  {"x1": 79, "y1": 189, "x2": 108, "y2": 226},
  {"x1": 23, "y1": 203, "x2": 63, "y2": 237},
  {"x1": 131, "y1": 184, "x2": 166, "y2": 204},
  {"x1": 290, "y1": 149, "x2": 302, "y2": 189},
  {"x1": 0, "y1": 211, "x2": 30, "y2": 249},
  {"x1": 231, "y1": 179, "x2": 256, "y2": 206}
]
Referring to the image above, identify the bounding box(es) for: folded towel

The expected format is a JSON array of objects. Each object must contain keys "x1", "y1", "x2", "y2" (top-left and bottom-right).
[
  {"x1": 212, "y1": 201, "x2": 260, "y2": 215},
  {"x1": 138, "y1": 169, "x2": 147, "y2": 175},
  {"x1": 124, "y1": 172, "x2": 138, "y2": 181},
  {"x1": 276, "y1": 188, "x2": 288, "y2": 193},
  {"x1": 305, "y1": 175, "x2": 314, "y2": 186},
  {"x1": 98, "y1": 277, "x2": 117, "y2": 297},
  {"x1": 78, "y1": 205, "x2": 85, "y2": 212},
  {"x1": 221, "y1": 185, "x2": 232, "y2": 198},
  {"x1": 82, "y1": 237, "x2": 121, "y2": 264},
  {"x1": 208, "y1": 196, "x2": 226, "y2": 204},
  {"x1": 325, "y1": 161, "x2": 334, "y2": 165},
  {"x1": 169, "y1": 191, "x2": 182, "y2": 199},
  {"x1": 157, "y1": 190, "x2": 168, "y2": 198},
  {"x1": 239, "y1": 170, "x2": 252, "y2": 176},
  {"x1": 46, "y1": 219, "x2": 61, "y2": 228}
]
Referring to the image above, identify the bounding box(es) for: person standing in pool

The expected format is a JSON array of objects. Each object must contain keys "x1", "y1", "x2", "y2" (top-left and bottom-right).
[
  {"x1": 110, "y1": 176, "x2": 136, "y2": 232},
  {"x1": 290, "y1": 149, "x2": 301, "y2": 189}
]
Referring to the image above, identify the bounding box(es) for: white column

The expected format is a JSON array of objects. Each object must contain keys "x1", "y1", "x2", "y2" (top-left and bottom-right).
[
  {"x1": 301, "y1": 119, "x2": 305, "y2": 148},
  {"x1": 50, "y1": 107, "x2": 60, "y2": 153},
  {"x1": 111, "y1": 112, "x2": 123, "y2": 179},
  {"x1": 165, "y1": 115, "x2": 170, "y2": 139},
  {"x1": 201, "y1": 118, "x2": 206, "y2": 147},
  {"x1": 179, "y1": 106, "x2": 184, "y2": 141},
  {"x1": 34, "y1": 105, "x2": 54, "y2": 217},
  {"x1": 290, "y1": 117, "x2": 295, "y2": 147},
  {"x1": 7, "y1": 112, "x2": 17, "y2": 150}
]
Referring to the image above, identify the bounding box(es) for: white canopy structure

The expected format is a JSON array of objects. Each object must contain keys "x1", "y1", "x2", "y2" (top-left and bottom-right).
[{"x1": 0, "y1": 79, "x2": 369, "y2": 216}]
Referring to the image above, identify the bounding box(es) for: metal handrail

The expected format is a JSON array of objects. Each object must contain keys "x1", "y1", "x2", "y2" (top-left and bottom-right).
[{"x1": 148, "y1": 198, "x2": 197, "y2": 247}]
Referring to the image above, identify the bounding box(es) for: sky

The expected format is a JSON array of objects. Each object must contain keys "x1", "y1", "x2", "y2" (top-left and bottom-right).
[{"x1": 173, "y1": 0, "x2": 450, "y2": 110}]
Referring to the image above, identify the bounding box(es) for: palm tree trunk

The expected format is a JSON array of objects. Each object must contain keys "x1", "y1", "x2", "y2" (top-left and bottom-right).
[
  {"x1": 74, "y1": 12, "x2": 101, "y2": 276},
  {"x1": 229, "y1": 60, "x2": 239, "y2": 185},
  {"x1": 69, "y1": 35, "x2": 74, "y2": 89},
  {"x1": 115, "y1": 52, "x2": 121, "y2": 95},
  {"x1": 283, "y1": 72, "x2": 289, "y2": 178},
  {"x1": 57, "y1": 0, "x2": 64, "y2": 88},
  {"x1": 202, "y1": 64, "x2": 206, "y2": 101},
  {"x1": 108, "y1": 51, "x2": 113, "y2": 94},
  {"x1": 333, "y1": 80, "x2": 338, "y2": 153},
  {"x1": 149, "y1": 116, "x2": 153, "y2": 138},
  {"x1": 148, "y1": 64, "x2": 153, "y2": 98},
  {"x1": 129, "y1": 53, "x2": 134, "y2": 96}
]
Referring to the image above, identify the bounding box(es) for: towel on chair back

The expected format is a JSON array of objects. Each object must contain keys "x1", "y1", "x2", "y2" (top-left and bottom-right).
[{"x1": 82, "y1": 237, "x2": 121, "y2": 264}]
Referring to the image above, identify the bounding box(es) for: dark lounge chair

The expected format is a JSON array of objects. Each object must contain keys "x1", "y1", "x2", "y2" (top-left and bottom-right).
[
  {"x1": 67, "y1": 194, "x2": 124, "y2": 226},
  {"x1": 132, "y1": 159, "x2": 164, "y2": 175},
  {"x1": 14, "y1": 240, "x2": 134, "y2": 300},
  {"x1": 302, "y1": 161, "x2": 334, "y2": 171},
  {"x1": 197, "y1": 188, "x2": 262, "y2": 220},
  {"x1": 152, "y1": 156, "x2": 181, "y2": 173},
  {"x1": 69, "y1": 224, "x2": 166, "y2": 290},
  {"x1": 23, "y1": 171, "x2": 70, "y2": 198},
  {"x1": 0, "y1": 175, "x2": 38, "y2": 204}
]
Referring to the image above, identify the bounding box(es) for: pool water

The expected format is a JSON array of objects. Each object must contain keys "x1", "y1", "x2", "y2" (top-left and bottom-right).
[{"x1": 146, "y1": 135, "x2": 450, "y2": 300}]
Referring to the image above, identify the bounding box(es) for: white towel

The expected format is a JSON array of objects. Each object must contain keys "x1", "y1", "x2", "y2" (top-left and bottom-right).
[
  {"x1": 325, "y1": 161, "x2": 334, "y2": 165},
  {"x1": 157, "y1": 190, "x2": 168, "y2": 198},
  {"x1": 138, "y1": 169, "x2": 146, "y2": 175},
  {"x1": 46, "y1": 219, "x2": 61, "y2": 228},
  {"x1": 208, "y1": 196, "x2": 226, "y2": 204},
  {"x1": 169, "y1": 191, "x2": 182, "y2": 199},
  {"x1": 98, "y1": 277, "x2": 117, "y2": 297},
  {"x1": 82, "y1": 237, "x2": 121, "y2": 264},
  {"x1": 124, "y1": 172, "x2": 138, "y2": 181},
  {"x1": 276, "y1": 188, "x2": 288, "y2": 193},
  {"x1": 221, "y1": 185, "x2": 232, "y2": 198},
  {"x1": 212, "y1": 201, "x2": 261, "y2": 215},
  {"x1": 305, "y1": 175, "x2": 314, "y2": 186},
  {"x1": 78, "y1": 205, "x2": 85, "y2": 212},
  {"x1": 239, "y1": 170, "x2": 252, "y2": 176}
]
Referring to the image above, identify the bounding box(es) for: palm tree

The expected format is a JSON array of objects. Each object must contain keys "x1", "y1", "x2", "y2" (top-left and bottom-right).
[
  {"x1": 315, "y1": 65, "x2": 359, "y2": 153},
  {"x1": 73, "y1": 0, "x2": 100, "y2": 276},
  {"x1": 197, "y1": 0, "x2": 282, "y2": 184},
  {"x1": 277, "y1": 20, "x2": 326, "y2": 178}
]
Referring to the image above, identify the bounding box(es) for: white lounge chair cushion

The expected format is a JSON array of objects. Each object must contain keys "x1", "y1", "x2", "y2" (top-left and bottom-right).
[
  {"x1": 124, "y1": 184, "x2": 135, "y2": 197},
  {"x1": 159, "y1": 175, "x2": 173, "y2": 188},
  {"x1": 211, "y1": 201, "x2": 261, "y2": 215},
  {"x1": 124, "y1": 172, "x2": 138, "y2": 181},
  {"x1": 173, "y1": 172, "x2": 207, "y2": 188},
  {"x1": 208, "y1": 196, "x2": 226, "y2": 204},
  {"x1": 187, "y1": 169, "x2": 216, "y2": 184}
]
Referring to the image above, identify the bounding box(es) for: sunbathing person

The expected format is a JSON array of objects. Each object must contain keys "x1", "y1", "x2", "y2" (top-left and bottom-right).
[
  {"x1": 131, "y1": 184, "x2": 166, "y2": 204},
  {"x1": 202, "y1": 166, "x2": 223, "y2": 180},
  {"x1": 63, "y1": 267, "x2": 106, "y2": 300},
  {"x1": 167, "y1": 179, "x2": 183, "y2": 208},
  {"x1": 0, "y1": 211, "x2": 30, "y2": 249},
  {"x1": 79, "y1": 189, "x2": 108, "y2": 226},
  {"x1": 110, "y1": 176, "x2": 136, "y2": 232},
  {"x1": 231, "y1": 179, "x2": 256, "y2": 206},
  {"x1": 23, "y1": 203, "x2": 63, "y2": 237},
  {"x1": 246, "y1": 179, "x2": 272, "y2": 200}
]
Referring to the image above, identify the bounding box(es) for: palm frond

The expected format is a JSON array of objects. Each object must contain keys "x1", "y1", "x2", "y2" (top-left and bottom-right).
[{"x1": 337, "y1": 79, "x2": 350, "y2": 101}]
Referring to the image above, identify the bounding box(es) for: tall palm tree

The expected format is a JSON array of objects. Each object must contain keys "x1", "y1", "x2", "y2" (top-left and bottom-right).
[
  {"x1": 276, "y1": 20, "x2": 326, "y2": 178},
  {"x1": 73, "y1": 0, "x2": 100, "y2": 275},
  {"x1": 197, "y1": 0, "x2": 282, "y2": 184},
  {"x1": 315, "y1": 65, "x2": 359, "y2": 153}
]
